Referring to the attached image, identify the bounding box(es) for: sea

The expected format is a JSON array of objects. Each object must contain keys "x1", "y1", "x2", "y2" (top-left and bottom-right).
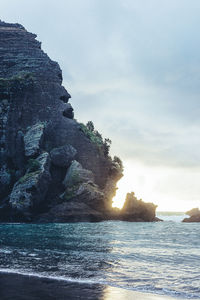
[{"x1": 0, "y1": 212, "x2": 199, "y2": 299}]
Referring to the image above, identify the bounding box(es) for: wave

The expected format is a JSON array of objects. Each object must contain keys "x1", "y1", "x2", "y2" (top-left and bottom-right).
[
  {"x1": 0, "y1": 268, "x2": 103, "y2": 285},
  {"x1": 0, "y1": 268, "x2": 199, "y2": 299},
  {"x1": 156, "y1": 212, "x2": 187, "y2": 222}
]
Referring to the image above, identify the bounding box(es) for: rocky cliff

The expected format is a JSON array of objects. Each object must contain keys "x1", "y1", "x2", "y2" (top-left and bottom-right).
[
  {"x1": 0, "y1": 21, "x2": 123, "y2": 222},
  {"x1": 0, "y1": 21, "x2": 159, "y2": 223}
]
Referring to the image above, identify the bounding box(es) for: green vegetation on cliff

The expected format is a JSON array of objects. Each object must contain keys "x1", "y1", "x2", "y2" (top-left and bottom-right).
[{"x1": 79, "y1": 121, "x2": 112, "y2": 156}]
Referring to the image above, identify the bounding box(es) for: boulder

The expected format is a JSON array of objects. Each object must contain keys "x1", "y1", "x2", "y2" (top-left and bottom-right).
[
  {"x1": 60, "y1": 160, "x2": 104, "y2": 211},
  {"x1": 50, "y1": 144, "x2": 77, "y2": 168},
  {"x1": 24, "y1": 122, "x2": 45, "y2": 157},
  {"x1": 9, "y1": 152, "x2": 51, "y2": 218},
  {"x1": 62, "y1": 160, "x2": 94, "y2": 188}
]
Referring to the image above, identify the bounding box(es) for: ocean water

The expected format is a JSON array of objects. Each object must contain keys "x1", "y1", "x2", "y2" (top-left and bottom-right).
[{"x1": 0, "y1": 214, "x2": 199, "y2": 299}]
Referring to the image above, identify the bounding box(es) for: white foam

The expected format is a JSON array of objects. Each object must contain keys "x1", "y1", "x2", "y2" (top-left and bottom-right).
[
  {"x1": 0, "y1": 249, "x2": 12, "y2": 254},
  {"x1": 0, "y1": 268, "x2": 104, "y2": 285}
]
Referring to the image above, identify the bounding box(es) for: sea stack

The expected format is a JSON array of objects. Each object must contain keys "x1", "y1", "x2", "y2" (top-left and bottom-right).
[{"x1": 182, "y1": 208, "x2": 200, "y2": 222}]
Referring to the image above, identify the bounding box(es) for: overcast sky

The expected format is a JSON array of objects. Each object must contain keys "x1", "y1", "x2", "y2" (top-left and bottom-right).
[{"x1": 1, "y1": 0, "x2": 200, "y2": 211}]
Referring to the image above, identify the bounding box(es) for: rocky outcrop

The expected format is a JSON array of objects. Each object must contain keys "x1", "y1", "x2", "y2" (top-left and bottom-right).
[
  {"x1": 24, "y1": 122, "x2": 45, "y2": 157},
  {"x1": 62, "y1": 160, "x2": 94, "y2": 188},
  {"x1": 50, "y1": 145, "x2": 77, "y2": 168},
  {"x1": 0, "y1": 21, "x2": 123, "y2": 222},
  {"x1": 121, "y1": 192, "x2": 159, "y2": 221},
  {"x1": 9, "y1": 152, "x2": 51, "y2": 219},
  {"x1": 182, "y1": 208, "x2": 200, "y2": 222},
  {"x1": 62, "y1": 103, "x2": 74, "y2": 119},
  {"x1": 109, "y1": 192, "x2": 161, "y2": 222}
]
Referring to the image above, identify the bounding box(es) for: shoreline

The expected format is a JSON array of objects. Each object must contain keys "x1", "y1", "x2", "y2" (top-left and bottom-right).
[{"x1": 0, "y1": 271, "x2": 185, "y2": 300}]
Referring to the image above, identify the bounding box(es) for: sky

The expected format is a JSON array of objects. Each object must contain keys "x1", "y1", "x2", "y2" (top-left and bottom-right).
[{"x1": 1, "y1": 0, "x2": 200, "y2": 211}]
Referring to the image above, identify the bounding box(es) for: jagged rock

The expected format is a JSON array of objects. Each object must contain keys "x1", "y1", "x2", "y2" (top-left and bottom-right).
[
  {"x1": 62, "y1": 160, "x2": 94, "y2": 188},
  {"x1": 63, "y1": 103, "x2": 74, "y2": 119},
  {"x1": 60, "y1": 94, "x2": 71, "y2": 103},
  {"x1": 104, "y1": 160, "x2": 123, "y2": 209},
  {"x1": 24, "y1": 122, "x2": 45, "y2": 157},
  {"x1": 120, "y1": 192, "x2": 159, "y2": 222},
  {"x1": 182, "y1": 208, "x2": 200, "y2": 222},
  {"x1": 62, "y1": 181, "x2": 104, "y2": 209},
  {"x1": 9, "y1": 152, "x2": 51, "y2": 218},
  {"x1": 50, "y1": 144, "x2": 77, "y2": 168},
  {"x1": 60, "y1": 160, "x2": 104, "y2": 211}
]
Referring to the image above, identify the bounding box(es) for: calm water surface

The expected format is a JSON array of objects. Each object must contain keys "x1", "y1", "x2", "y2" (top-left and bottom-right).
[{"x1": 0, "y1": 215, "x2": 199, "y2": 299}]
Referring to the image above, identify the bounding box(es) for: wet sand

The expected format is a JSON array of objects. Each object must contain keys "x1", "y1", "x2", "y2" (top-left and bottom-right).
[{"x1": 0, "y1": 272, "x2": 183, "y2": 300}]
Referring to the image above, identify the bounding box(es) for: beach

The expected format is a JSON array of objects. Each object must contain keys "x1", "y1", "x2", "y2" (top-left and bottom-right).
[
  {"x1": 0, "y1": 222, "x2": 199, "y2": 299},
  {"x1": 0, "y1": 272, "x2": 184, "y2": 300}
]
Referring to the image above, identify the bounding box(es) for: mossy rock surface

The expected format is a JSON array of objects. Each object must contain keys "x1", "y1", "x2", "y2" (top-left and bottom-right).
[{"x1": 63, "y1": 160, "x2": 94, "y2": 188}]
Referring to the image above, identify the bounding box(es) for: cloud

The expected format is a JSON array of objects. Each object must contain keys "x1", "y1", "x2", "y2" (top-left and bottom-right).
[{"x1": 1, "y1": 0, "x2": 200, "y2": 169}]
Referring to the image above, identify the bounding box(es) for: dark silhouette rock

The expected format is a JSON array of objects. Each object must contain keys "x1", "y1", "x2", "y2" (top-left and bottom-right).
[
  {"x1": 36, "y1": 202, "x2": 103, "y2": 223},
  {"x1": 121, "y1": 192, "x2": 158, "y2": 222},
  {"x1": 108, "y1": 192, "x2": 161, "y2": 222},
  {"x1": 182, "y1": 208, "x2": 200, "y2": 222}
]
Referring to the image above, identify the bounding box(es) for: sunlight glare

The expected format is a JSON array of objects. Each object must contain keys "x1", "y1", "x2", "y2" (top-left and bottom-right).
[{"x1": 112, "y1": 160, "x2": 200, "y2": 212}]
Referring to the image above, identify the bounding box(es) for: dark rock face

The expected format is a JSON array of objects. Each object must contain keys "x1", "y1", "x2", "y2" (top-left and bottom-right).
[
  {"x1": 36, "y1": 202, "x2": 104, "y2": 223},
  {"x1": 0, "y1": 21, "x2": 123, "y2": 222},
  {"x1": 9, "y1": 152, "x2": 51, "y2": 219},
  {"x1": 62, "y1": 103, "x2": 74, "y2": 119},
  {"x1": 182, "y1": 208, "x2": 200, "y2": 222},
  {"x1": 50, "y1": 145, "x2": 77, "y2": 168},
  {"x1": 24, "y1": 122, "x2": 45, "y2": 157}
]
